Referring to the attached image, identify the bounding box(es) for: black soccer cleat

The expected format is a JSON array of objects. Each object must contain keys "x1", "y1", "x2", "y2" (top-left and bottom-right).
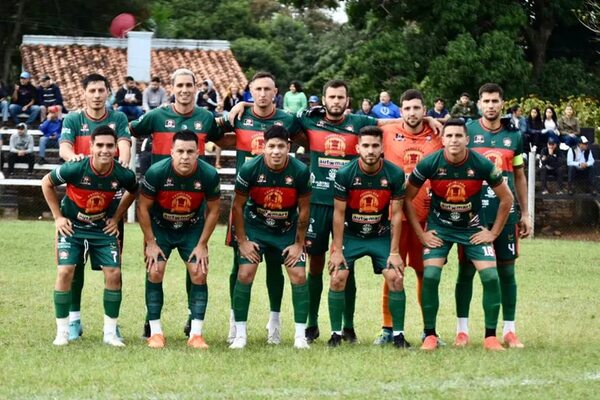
[
  {"x1": 183, "y1": 317, "x2": 191, "y2": 338},
  {"x1": 393, "y1": 333, "x2": 411, "y2": 349},
  {"x1": 328, "y1": 333, "x2": 342, "y2": 348},
  {"x1": 305, "y1": 326, "x2": 320, "y2": 343},
  {"x1": 142, "y1": 321, "x2": 150, "y2": 339},
  {"x1": 342, "y1": 327, "x2": 358, "y2": 344}
]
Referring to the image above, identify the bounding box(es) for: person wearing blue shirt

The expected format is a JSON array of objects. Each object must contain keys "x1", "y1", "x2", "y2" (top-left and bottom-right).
[
  {"x1": 38, "y1": 106, "x2": 62, "y2": 165},
  {"x1": 372, "y1": 91, "x2": 400, "y2": 119},
  {"x1": 427, "y1": 98, "x2": 450, "y2": 122}
]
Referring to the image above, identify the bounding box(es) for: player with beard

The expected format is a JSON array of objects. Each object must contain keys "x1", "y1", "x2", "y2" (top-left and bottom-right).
[{"x1": 454, "y1": 83, "x2": 531, "y2": 349}]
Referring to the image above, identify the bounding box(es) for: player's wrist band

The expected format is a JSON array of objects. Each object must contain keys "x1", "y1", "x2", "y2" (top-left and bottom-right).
[{"x1": 389, "y1": 252, "x2": 400, "y2": 256}]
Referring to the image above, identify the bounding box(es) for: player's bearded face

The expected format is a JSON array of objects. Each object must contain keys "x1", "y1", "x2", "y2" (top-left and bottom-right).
[
  {"x1": 478, "y1": 92, "x2": 503, "y2": 122},
  {"x1": 171, "y1": 139, "x2": 198, "y2": 175},
  {"x1": 324, "y1": 87, "x2": 348, "y2": 118},
  {"x1": 357, "y1": 136, "x2": 383, "y2": 166},
  {"x1": 90, "y1": 135, "x2": 116, "y2": 166},
  {"x1": 401, "y1": 99, "x2": 425, "y2": 129},
  {"x1": 250, "y1": 78, "x2": 276, "y2": 109},
  {"x1": 173, "y1": 75, "x2": 196, "y2": 106},
  {"x1": 264, "y1": 138, "x2": 289, "y2": 169},
  {"x1": 84, "y1": 82, "x2": 108, "y2": 111}
]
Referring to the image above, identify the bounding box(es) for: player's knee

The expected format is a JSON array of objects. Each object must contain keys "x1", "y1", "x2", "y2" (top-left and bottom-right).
[
  {"x1": 189, "y1": 271, "x2": 207, "y2": 285},
  {"x1": 56, "y1": 266, "x2": 75, "y2": 286},
  {"x1": 104, "y1": 268, "x2": 121, "y2": 288},
  {"x1": 330, "y1": 273, "x2": 348, "y2": 291},
  {"x1": 288, "y1": 268, "x2": 306, "y2": 285},
  {"x1": 147, "y1": 269, "x2": 164, "y2": 283},
  {"x1": 237, "y1": 268, "x2": 255, "y2": 284}
]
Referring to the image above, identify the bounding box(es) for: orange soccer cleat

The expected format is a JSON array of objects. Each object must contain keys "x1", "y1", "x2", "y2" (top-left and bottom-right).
[
  {"x1": 483, "y1": 336, "x2": 505, "y2": 351},
  {"x1": 420, "y1": 335, "x2": 439, "y2": 351},
  {"x1": 147, "y1": 333, "x2": 166, "y2": 348},
  {"x1": 454, "y1": 332, "x2": 469, "y2": 347},
  {"x1": 187, "y1": 335, "x2": 209, "y2": 349},
  {"x1": 503, "y1": 332, "x2": 525, "y2": 348}
]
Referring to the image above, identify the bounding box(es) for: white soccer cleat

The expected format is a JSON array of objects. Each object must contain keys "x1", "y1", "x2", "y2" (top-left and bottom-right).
[
  {"x1": 229, "y1": 336, "x2": 247, "y2": 349},
  {"x1": 53, "y1": 331, "x2": 69, "y2": 346},
  {"x1": 266, "y1": 322, "x2": 281, "y2": 345},
  {"x1": 293, "y1": 336, "x2": 310, "y2": 349},
  {"x1": 103, "y1": 333, "x2": 126, "y2": 347},
  {"x1": 227, "y1": 320, "x2": 237, "y2": 344}
]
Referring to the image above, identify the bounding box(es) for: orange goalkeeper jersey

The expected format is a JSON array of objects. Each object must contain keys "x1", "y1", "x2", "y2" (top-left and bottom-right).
[{"x1": 381, "y1": 122, "x2": 442, "y2": 222}]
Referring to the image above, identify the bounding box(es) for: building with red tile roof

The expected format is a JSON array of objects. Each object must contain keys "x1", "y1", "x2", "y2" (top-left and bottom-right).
[{"x1": 20, "y1": 35, "x2": 247, "y2": 111}]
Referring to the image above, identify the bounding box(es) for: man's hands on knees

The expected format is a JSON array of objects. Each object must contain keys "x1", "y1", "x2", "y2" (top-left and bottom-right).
[
  {"x1": 282, "y1": 243, "x2": 304, "y2": 269},
  {"x1": 145, "y1": 239, "x2": 165, "y2": 272},
  {"x1": 239, "y1": 239, "x2": 261, "y2": 264},
  {"x1": 328, "y1": 251, "x2": 347, "y2": 274},
  {"x1": 188, "y1": 244, "x2": 209, "y2": 275},
  {"x1": 55, "y1": 216, "x2": 74, "y2": 237}
]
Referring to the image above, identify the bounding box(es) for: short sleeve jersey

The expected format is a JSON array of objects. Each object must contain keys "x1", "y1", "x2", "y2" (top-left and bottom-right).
[
  {"x1": 218, "y1": 107, "x2": 302, "y2": 170},
  {"x1": 334, "y1": 159, "x2": 405, "y2": 238},
  {"x1": 467, "y1": 119, "x2": 524, "y2": 224},
  {"x1": 297, "y1": 112, "x2": 377, "y2": 206},
  {"x1": 130, "y1": 104, "x2": 222, "y2": 164},
  {"x1": 410, "y1": 149, "x2": 503, "y2": 229},
  {"x1": 381, "y1": 122, "x2": 442, "y2": 222},
  {"x1": 49, "y1": 158, "x2": 138, "y2": 230},
  {"x1": 60, "y1": 109, "x2": 131, "y2": 155},
  {"x1": 141, "y1": 158, "x2": 220, "y2": 230},
  {"x1": 235, "y1": 155, "x2": 311, "y2": 233}
]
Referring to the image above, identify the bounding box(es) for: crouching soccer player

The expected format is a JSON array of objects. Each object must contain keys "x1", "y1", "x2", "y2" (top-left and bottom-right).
[
  {"x1": 138, "y1": 130, "x2": 221, "y2": 349},
  {"x1": 231, "y1": 125, "x2": 311, "y2": 349},
  {"x1": 327, "y1": 126, "x2": 410, "y2": 348},
  {"x1": 42, "y1": 125, "x2": 138, "y2": 346},
  {"x1": 403, "y1": 119, "x2": 513, "y2": 351}
]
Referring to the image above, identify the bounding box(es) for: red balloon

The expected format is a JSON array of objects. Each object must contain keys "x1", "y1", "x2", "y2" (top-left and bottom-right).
[{"x1": 110, "y1": 13, "x2": 136, "y2": 38}]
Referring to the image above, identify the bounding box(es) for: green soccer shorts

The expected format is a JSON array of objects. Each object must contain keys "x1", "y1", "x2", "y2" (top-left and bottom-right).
[
  {"x1": 457, "y1": 223, "x2": 518, "y2": 263},
  {"x1": 152, "y1": 221, "x2": 204, "y2": 263},
  {"x1": 341, "y1": 234, "x2": 391, "y2": 274},
  {"x1": 56, "y1": 228, "x2": 121, "y2": 268},
  {"x1": 238, "y1": 223, "x2": 306, "y2": 267},
  {"x1": 422, "y1": 223, "x2": 496, "y2": 263},
  {"x1": 305, "y1": 203, "x2": 333, "y2": 255}
]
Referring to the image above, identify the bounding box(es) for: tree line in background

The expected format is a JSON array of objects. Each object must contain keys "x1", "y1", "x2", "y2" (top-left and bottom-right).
[{"x1": 1, "y1": 0, "x2": 599, "y2": 111}]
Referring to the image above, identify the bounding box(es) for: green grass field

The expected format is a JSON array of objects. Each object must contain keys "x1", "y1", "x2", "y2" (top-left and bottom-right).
[{"x1": 0, "y1": 220, "x2": 599, "y2": 399}]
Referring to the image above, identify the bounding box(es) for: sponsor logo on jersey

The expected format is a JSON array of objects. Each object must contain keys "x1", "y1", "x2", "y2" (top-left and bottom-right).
[
  {"x1": 444, "y1": 182, "x2": 467, "y2": 203},
  {"x1": 163, "y1": 211, "x2": 195, "y2": 222},
  {"x1": 353, "y1": 177, "x2": 362, "y2": 186},
  {"x1": 266, "y1": 218, "x2": 276, "y2": 226},
  {"x1": 274, "y1": 121, "x2": 283, "y2": 126},
  {"x1": 62, "y1": 127, "x2": 71, "y2": 134},
  {"x1": 318, "y1": 157, "x2": 349, "y2": 170},
  {"x1": 466, "y1": 168, "x2": 475, "y2": 177},
  {"x1": 359, "y1": 191, "x2": 380, "y2": 213},
  {"x1": 182, "y1": 124, "x2": 188, "y2": 130},
  {"x1": 111, "y1": 181, "x2": 119, "y2": 189},
  {"x1": 257, "y1": 174, "x2": 267, "y2": 184},
  {"x1": 258, "y1": 208, "x2": 289, "y2": 220},
  {"x1": 450, "y1": 212, "x2": 461, "y2": 221},
  {"x1": 251, "y1": 135, "x2": 265, "y2": 155},
  {"x1": 380, "y1": 178, "x2": 388, "y2": 187},
  {"x1": 437, "y1": 168, "x2": 447, "y2": 176},
  {"x1": 108, "y1": 123, "x2": 116, "y2": 130},
  {"x1": 194, "y1": 181, "x2": 202, "y2": 190},
  {"x1": 81, "y1": 124, "x2": 89, "y2": 133},
  {"x1": 194, "y1": 121, "x2": 203, "y2": 130},
  {"x1": 59, "y1": 250, "x2": 69, "y2": 260},
  {"x1": 404, "y1": 149, "x2": 424, "y2": 167},
  {"x1": 474, "y1": 135, "x2": 484, "y2": 144},
  {"x1": 243, "y1": 118, "x2": 254, "y2": 127},
  {"x1": 85, "y1": 193, "x2": 106, "y2": 213},
  {"x1": 484, "y1": 150, "x2": 504, "y2": 169},
  {"x1": 394, "y1": 133, "x2": 405, "y2": 141},
  {"x1": 426, "y1": 135, "x2": 432, "y2": 142},
  {"x1": 324, "y1": 134, "x2": 347, "y2": 157},
  {"x1": 285, "y1": 176, "x2": 294, "y2": 185},
  {"x1": 263, "y1": 188, "x2": 284, "y2": 210},
  {"x1": 328, "y1": 168, "x2": 337, "y2": 181},
  {"x1": 165, "y1": 119, "x2": 176, "y2": 128},
  {"x1": 361, "y1": 224, "x2": 373, "y2": 233},
  {"x1": 317, "y1": 120, "x2": 326, "y2": 127},
  {"x1": 171, "y1": 193, "x2": 192, "y2": 213},
  {"x1": 345, "y1": 125, "x2": 354, "y2": 132},
  {"x1": 77, "y1": 211, "x2": 106, "y2": 223},
  {"x1": 80, "y1": 176, "x2": 91, "y2": 185},
  {"x1": 440, "y1": 201, "x2": 472, "y2": 213},
  {"x1": 352, "y1": 213, "x2": 382, "y2": 224},
  {"x1": 164, "y1": 177, "x2": 174, "y2": 187},
  {"x1": 503, "y1": 138, "x2": 512, "y2": 147}
]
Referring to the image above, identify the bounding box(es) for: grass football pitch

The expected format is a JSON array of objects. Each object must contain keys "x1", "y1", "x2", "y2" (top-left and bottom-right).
[{"x1": 0, "y1": 220, "x2": 599, "y2": 399}]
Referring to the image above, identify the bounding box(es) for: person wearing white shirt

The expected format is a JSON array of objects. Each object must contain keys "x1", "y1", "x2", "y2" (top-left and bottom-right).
[{"x1": 567, "y1": 136, "x2": 596, "y2": 195}]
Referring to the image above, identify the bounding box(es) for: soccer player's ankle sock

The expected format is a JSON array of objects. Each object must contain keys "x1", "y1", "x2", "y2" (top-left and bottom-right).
[
  {"x1": 70, "y1": 263, "x2": 84, "y2": 313},
  {"x1": 479, "y1": 267, "x2": 501, "y2": 332},
  {"x1": 149, "y1": 319, "x2": 162, "y2": 336},
  {"x1": 56, "y1": 317, "x2": 69, "y2": 334},
  {"x1": 229, "y1": 252, "x2": 239, "y2": 306},
  {"x1": 457, "y1": 317, "x2": 469, "y2": 334},
  {"x1": 69, "y1": 311, "x2": 81, "y2": 323},
  {"x1": 328, "y1": 289, "x2": 345, "y2": 333},
  {"x1": 497, "y1": 263, "x2": 517, "y2": 322},
  {"x1": 455, "y1": 261, "x2": 476, "y2": 318},
  {"x1": 103, "y1": 314, "x2": 118, "y2": 336},
  {"x1": 388, "y1": 290, "x2": 406, "y2": 332},
  {"x1": 485, "y1": 328, "x2": 496, "y2": 338},
  {"x1": 189, "y1": 283, "x2": 208, "y2": 321},
  {"x1": 145, "y1": 279, "x2": 164, "y2": 320},
  {"x1": 307, "y1": 272, "x2": 323, "y2": 327},
  {"x1": 54, "y1": 290, "x2": 71, "y2": 319},
  {"x1": 233, "y1": 280, "x2": 252, "y2": 322},
  {"x1": 422, "y1": 266, "x2": 442, "y2": 332},
  {"x1": 295, "y1": 323, "x2": 307, "y2": 338},
  {"x1": 503, "y1": 321, "x2": 516, "y2": 336},
  {"x1": 268, "y1": 311, "x2": 280, "y2": 326},
  {"x1": 265, "y1": 251, "x2": 284, "y2": 313},
  {"x1": 190, "y1": 319, "x2": 204, "y2": 336},
  {"x1": 103, "y1": 289, "x2": 122, "y2": 318},
  {"x1": 235, "y1": 322, "x2": 247, "y2": 337},
  {"x1": 381, "y1": 281, "x2": 393, "y2": 329},
  {"x1": 343, "y1": 269, "x2": 356, "y2": 329},
  {"x1": 291, "y1": 282, "x2": 309, "y2": 324}
]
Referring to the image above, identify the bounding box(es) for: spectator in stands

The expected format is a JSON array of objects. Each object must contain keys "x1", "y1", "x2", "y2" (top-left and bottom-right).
[
  {"x1": 558, "y1": 104, "x2": 580, "y2": 148},
  {"x1": 510, "y1": 104, "x2": 527, "y2": 135},
  {"x1": 283, "y1": 80, "x2": 308, "y2": 113},
  {"x1": 450, "y1": 92, "x2": 477, "y2": 120},
  {"x1": 9, "y1": 72, "x2": 40, "y2": 126},
  {"x1": 274, "y1": 88, "x2": 284, "y2": 109},
  {"x1": 525, "y1": 107, "x2": 543, "y2": 151},
  {"x1": 356, "y1": 98, "x2": 376, "y2": 117},
  {"x1": 242, "y1": 83, "x2": 253, "y2": 102},
  {"x1": 222, "y1": 83, "x2": 243, "y2": 112},
  {"x1": 308, "y1": 95, "x2": 320, "y2": 108},
  {"x1": 142, "y1": 77, "x2": 168, "y2": 112},
  {"x1": 567, "y1": 136, "x2": 596, "y2": 195},
  {"x1": 196, "y1": 79, "x2": 219, "y2": 114},
  {"x1": 7, "y1": 122, "x2": 34, "y2": 175},
  {"x1": 37, "y1": 75, "x2": 64, "y2": 122},
  {"x1": 542, "y1": 106, "x2": 560, "y2": 145},
  {"x1": 38, "y1": 106, "x2": 62, "y2": 165},
  {"x1": 372, "y1": 91, "x2": 400, "y2": 119},
  {"x1": 539, "y1": 137, "x2": 564, "y2": 195},
  {"x1": 115, "y1": 76, "x2": 143, "y2": 120},
  {"x1": 427, "y1": 97, "x2": 450, "y2": 122},
  {"x1": 0, "y1": 80, "x2": 9, "y2": 127}
]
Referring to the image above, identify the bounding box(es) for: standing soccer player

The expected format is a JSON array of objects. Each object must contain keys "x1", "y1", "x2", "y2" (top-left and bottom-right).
[
  {"x1": 454, "y1": 83, "x2": 531, "y2": 348},
  {"x1": 130, "y1": 68, "x2": 225, "y2": 338},
  {"x1": 230, "y1": 125, "x2": 311, "y2": 349},
  {"x1": 217, "y1": 71, "x2": 302, "y2": 345},
  {"x1": 138, "y1": 130, "x2": 220, "y2": 349},
  {"x1": 404, "y1": 119, "x2": 513, "y2": 351},
  {"x1": 327, "y1": 126, "x2": 409, "y2": 348},
  {"x1": 42, "y1": 126, "x2": 138, "y2": 346},
  {"x1": 59, "y1": 73, "x2": 132, "y2": 341},
  {"x1": 375, "y1": 89, "x2": 443, "y2": 344}
]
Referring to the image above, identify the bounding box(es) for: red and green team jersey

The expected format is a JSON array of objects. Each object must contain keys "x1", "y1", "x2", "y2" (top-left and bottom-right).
[
  {"x1": 467, "y1": 119, "x2": 524, "y2": 225},
  {"x1": 334, "y1": 159, "x2": 405, "y2": 238},
  {"x1": 130, "y1": 104, "x2": 222, "y2": 164},
  {"x1": 410, "y1": 149, "x2": 503, "y2": 229},
  {"x1": 49, "y1": 158, "x2": 138, "y2": 230},
  {"x1": 217, "y1": 107, "x2": 302, "y2": 171},
  {"x1": 141, "y1": 157, "x2": 220, "y2": 230},
  {"x1": 60, "y1": 108, "x2": 131, "y2": 155},
  {"x1": 297, "y1": 112, "x2": 378, "y2": 206},
  {"x1": 235, "y1": 155, "x2": 311, "y2": 233}
]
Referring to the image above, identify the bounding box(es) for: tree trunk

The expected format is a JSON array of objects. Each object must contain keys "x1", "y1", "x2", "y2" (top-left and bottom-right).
[{"x1": 2, "y1": 0, "x2": 26, "y2": 83}]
